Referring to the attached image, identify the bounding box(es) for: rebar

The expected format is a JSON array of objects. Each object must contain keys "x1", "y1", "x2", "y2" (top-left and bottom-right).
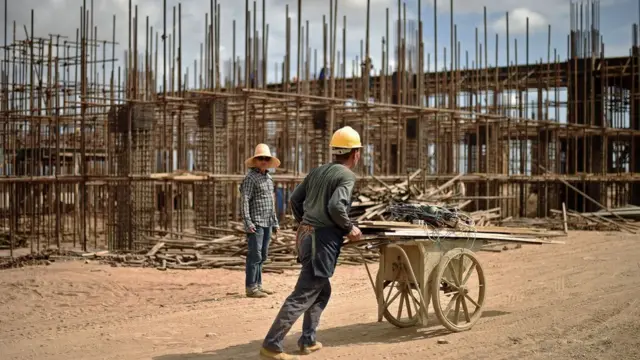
[{"x1": 0, "y1": 0, "x2": 638, "y2": 255}]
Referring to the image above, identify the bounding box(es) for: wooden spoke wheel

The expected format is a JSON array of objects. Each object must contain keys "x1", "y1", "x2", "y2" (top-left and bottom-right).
[
  {"x1": 432, "y1": 248, "x2": 486, "y2": 332},
  {"x1": 376, "y1": 262, "x2": 423, "y2": 328}
]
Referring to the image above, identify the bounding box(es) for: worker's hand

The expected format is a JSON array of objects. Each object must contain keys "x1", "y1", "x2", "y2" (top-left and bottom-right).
[
  {"x1": 273, "y1": 226, "x2": 279, "y2": 234},
  {"x1": 247, "y1": 225, "x2": 256, "y2": 233},
  {"x1": 347, "y1": 226, "x2": 362, "y2": 242}
]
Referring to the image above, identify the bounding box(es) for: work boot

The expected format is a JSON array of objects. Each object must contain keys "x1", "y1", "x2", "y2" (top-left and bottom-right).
[
  {"x1": 259, "y1": 347, "x2": 299, "y2": 360},
  {"x1": 259, "y1": 286, "x2": 275, "y2": 295},
  {"x1": 246, "y1": 287, "x2": 268, "y2": 298},
  {"x1": 299, "y1": 342, "x2": 322, "y2": 355}
]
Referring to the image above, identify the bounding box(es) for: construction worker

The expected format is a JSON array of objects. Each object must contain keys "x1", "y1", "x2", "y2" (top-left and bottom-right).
[
  {"x1": 259, "y1": 126, "x2": 363, "y2": 360},
  {"x1": 241, "y1": 144, "x2": 281, "y2": 298}
]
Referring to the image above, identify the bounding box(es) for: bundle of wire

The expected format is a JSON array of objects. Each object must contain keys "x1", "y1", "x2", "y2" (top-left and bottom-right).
[
  {"x1": 388, "y1": 203, "x2": 475, "y2": 230},
  {"x1": 388, "y1": 203, "x2": 477, "y2": 248}
]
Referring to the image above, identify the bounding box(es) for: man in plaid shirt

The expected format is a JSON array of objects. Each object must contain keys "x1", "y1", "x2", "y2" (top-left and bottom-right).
[{"x1": 241, "y1": 144, "x2": 281, "y2": 298}]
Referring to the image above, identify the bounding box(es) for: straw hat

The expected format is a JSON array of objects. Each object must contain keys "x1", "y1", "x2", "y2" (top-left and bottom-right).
[{"x1": 245, "y1": 143, "x2": 281, "y2": 169}]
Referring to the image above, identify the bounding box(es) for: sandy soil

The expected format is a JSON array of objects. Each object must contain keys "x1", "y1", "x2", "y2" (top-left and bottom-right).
[{"x1": 1, "y1": 231, "x2": 640, "y2": 360}]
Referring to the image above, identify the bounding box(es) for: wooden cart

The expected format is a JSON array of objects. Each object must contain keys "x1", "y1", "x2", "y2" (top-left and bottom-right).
[{"x1": 357, "y1": 235, "x2": 486, "y2": 332}]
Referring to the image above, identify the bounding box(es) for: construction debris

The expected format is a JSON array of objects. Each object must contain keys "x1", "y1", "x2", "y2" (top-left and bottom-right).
[
  {"x1": 0, "y1": 228, "x2": 27, "y2": 250},
  {"x1": 351, "y1": 170, "x2": 477, "y2": 223},
  {"x1": 530, "y1": 205, "x2": 640, "y2": 233},
  {"x1": 1, "y1": 214, "x2": 567, "y2": 270},
  {"x1": 1, "y1": 175, "x2": 578, "y2": 271},
  {"x1": 357, "y1": 221, "x2": 566, "y2": 245},
  {"x1": 76, "y1": 224, "x2": 380, "y2": 272},
  {"x1": 347, "y1": 172, "x2": 568, "y2": 246},
  {"x1": 61, "y1": 214, "x2": 564, "y2": 271},
  {"x1": 0, "y1": 253, "x2": 53, "y2": 270},
  {"x1": 0, "y1": 0, "x2": 637, "y2": 264}
]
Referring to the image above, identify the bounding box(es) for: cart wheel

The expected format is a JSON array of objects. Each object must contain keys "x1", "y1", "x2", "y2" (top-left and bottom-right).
[
  {"x1": 376, "y1": 263, "x2": 422, "y2": 328},
  {"x1": 432, "y1": 248, "x2": 486, "y2": 332}
]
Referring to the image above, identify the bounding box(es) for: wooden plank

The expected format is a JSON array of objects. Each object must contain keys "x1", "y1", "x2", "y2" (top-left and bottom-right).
[
  {"x1": 421, "y1": 173, "x2": 464, "y2": 199},
  {"x1": 359, "y1": 220, "x2": 566, "y2": 237},
  {"x1": 539, "y1": 165, "x2": 629, "y2": 223},
  {"x1": 475, "y1": 226, "x2": 566, "y2": 237},
  {"x1": 379, "y1": 230, "x2": 565, "y2": 245},
  {"x1": 146, "y1": 242, "x2": 165, "y2": 256}
]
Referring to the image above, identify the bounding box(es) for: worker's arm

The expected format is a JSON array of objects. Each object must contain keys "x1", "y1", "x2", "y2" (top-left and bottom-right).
[
  {"x1": 289, "y1": 176, "x2": 308, "y2": 224},
  {"x1": 327, "y1": 175, "x2": 356, "y2": 233},
  {"x1": 239, "y1": 176, "x2": 256, "y2": 232}
]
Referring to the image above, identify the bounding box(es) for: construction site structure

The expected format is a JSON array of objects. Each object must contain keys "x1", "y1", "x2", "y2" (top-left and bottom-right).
[{"x1": 0, "y1": 0, "x2": 639, "y2": 255}]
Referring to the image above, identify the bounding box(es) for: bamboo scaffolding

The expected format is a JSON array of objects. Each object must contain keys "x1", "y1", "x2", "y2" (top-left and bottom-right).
[{"x1": 0, "y1": 0, "x2": 638, "y2": 256}]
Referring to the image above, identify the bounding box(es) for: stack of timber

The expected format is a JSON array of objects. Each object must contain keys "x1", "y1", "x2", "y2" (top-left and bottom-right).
[
  {"x1": 349, "y1": 170, "x2": 567, "y2": 252},
  {"x1": 492, "y1": 202, "x2": 640, "y2": 234},
  {"x1": 587, "y1": 205, "x2": 640, "y2": 220},
  {"x1": 84, "y1": 222, "x2": 379, "y2": 272},
  {"x1": 356, "y1": 220, "x2": 566, "y2": 253},
  {"x1": 547, "y1": 204, "x2": 640, "y2": 234},
  {"x1": 351, "y1": 170, "x2": 473, "y2": 222}
]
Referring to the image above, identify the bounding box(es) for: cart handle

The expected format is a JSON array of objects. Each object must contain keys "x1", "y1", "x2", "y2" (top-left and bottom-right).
[{"x1": 355, "y1": 247, "x2": 378, "y2": 294}]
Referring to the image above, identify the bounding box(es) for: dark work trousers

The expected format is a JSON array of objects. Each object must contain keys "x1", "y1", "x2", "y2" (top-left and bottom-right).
[
  {"x1": 246, "y1": 226, "x2": 272, "y2": 290},
  {"x1": 262, "y1": 231, "x2": 332, "y2": 352}
]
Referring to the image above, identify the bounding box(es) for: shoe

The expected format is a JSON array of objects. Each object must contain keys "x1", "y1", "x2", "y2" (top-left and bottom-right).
[
  {"x1": 259, "y1": 287, "x2": 275, "y2": 295},
  {"x1": 299, "y1": 342, "x2": 322, "y2": 355},
  {"x1": 246, "y1": 288, "x2": 268, "y2": 298},
  {"x1": 259, "y1": 347, "x2": 299, "y2": 360}
]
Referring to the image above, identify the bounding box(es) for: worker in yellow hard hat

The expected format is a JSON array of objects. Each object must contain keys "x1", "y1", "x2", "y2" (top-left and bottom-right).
[{"x1": 259, "y1": 126, "x2": 363, "y2": 360}]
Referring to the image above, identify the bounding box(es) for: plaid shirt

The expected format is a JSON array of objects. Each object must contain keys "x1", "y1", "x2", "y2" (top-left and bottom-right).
[{"x1": 240, "y1": 167, "x2": 279, "y2": 231}]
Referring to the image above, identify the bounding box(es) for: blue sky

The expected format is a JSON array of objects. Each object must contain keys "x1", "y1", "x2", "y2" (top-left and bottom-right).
[{"x1": 1, "y1": 0, "x2": 637, "y2": 86}]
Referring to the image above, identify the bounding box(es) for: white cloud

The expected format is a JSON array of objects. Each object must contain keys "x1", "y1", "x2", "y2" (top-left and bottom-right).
[
  {"x1": 604, "y1": 43, "x2": 633, "y2": 56},
  {"x1": 425, "y1": 0, "x2": 565, "y2": 17},
  {"x1": 1, "y1": 0, "x2": 424, "y2": 85},
  {"x1": 491, "y1": 8, "x2": 548, "y2": 35},
  {"x1": 0, "y1": 0, "x2": 633, "y2": 88}
]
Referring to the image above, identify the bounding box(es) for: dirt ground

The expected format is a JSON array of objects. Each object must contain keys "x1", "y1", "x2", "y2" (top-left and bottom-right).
[{"x1": 1, "y1": 231, "x2": 640, "y2": 360}]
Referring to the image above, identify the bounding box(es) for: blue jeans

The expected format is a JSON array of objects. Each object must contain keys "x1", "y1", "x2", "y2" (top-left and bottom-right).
[{"x1": 246, "y1": 226, "x2": 272, "y2": 290}]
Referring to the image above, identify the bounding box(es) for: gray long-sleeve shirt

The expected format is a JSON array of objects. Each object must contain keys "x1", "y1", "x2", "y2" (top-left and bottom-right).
[{"x1": 289, "y1": 162, "x2": 356, "y2": 233}]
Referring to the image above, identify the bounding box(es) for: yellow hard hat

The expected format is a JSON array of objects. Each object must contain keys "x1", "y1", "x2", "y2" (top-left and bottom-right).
[{"x1": 330, "y1": 126, "x2": 362, "y2": 155}]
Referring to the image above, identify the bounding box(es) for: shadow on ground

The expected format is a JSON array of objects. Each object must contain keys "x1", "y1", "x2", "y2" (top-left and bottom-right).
[{"x1": 153, "y1": 310, "x2": 509, "y2": 360}]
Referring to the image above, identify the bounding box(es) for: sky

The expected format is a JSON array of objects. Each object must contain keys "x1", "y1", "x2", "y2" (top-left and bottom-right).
[
  {"x1": 1, "y1": 0, "x2": 638, "y2": 88},
  {"x1": 0, "y1": 0, "x2": 635, "y2": 173}
]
